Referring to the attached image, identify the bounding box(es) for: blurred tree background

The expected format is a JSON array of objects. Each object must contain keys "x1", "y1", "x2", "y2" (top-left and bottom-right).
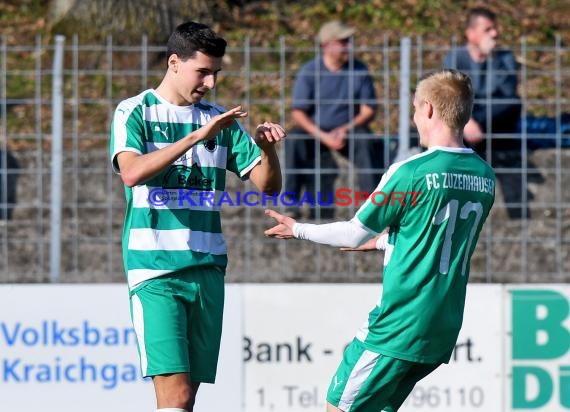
[
  {"x1": 1, "y1": 0, "x2": 568, "y2": 138},
  {"x1": 2, "y1": 0, "x2": 569, "y2": 46}
]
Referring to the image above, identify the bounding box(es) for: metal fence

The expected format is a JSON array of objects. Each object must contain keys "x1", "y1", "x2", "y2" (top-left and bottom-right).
[{"x1": 0, "y1": 34, "x2": 569, "y2": 283}]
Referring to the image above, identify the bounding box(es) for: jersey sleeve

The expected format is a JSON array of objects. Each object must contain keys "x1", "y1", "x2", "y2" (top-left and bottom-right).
[
  {"x1": 292, "y1": 219, "x2": 374, "y2": 248},
  {"x1": 110, "y1": 103, "x2": 145, "y2": 174},
  {"x1": 354, "y1": 162, "x2": 414, "y2": 233},
  {"x1": 225, "y1": 121, "x2": 262, "y2": 179}
]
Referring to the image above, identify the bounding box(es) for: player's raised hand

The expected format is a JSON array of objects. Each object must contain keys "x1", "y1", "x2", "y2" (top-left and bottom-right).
[
  {"x1": 254, "y1": 122, "x2": 286, "y2": 149},
  {"x1": 197, "y1": 105, "x2": 248, "y2": 142},
  {"x1": 264, "y1": 209, "x2": 296, "y2": 239}
]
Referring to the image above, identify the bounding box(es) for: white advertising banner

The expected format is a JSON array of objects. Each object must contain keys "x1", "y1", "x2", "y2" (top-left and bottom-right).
[
  {"x1": 243, "y1": 284, "x2": 503, "y2": 412},
  {"x1": 0, "y1": 284, "x2": 568, "y2": 412},
  {"x1": 0, "y1": 284, "x2": 243, "y2": 412},
  {"x1": 505, "y1": 285, "x2": 570, "y2": 412}
]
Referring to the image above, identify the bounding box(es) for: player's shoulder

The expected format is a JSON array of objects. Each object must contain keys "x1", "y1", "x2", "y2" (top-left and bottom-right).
[
  {"x1": 195, "y1": 101, "x2": 227, "y2": 116},
  {"x1": 384, "y1": 148, "x2": 436, "y2": 180},
  {"x1": 115, "y1": 89, "x2": 153, "y2": 117},
  {"x1": 388, "y1": 147, "x2": 491, "y2": 175},
  {"x1": 391, "y1": 147, "x2": 438, "y2": 168},
  {"x1": 474, "y1": 153, "x2": 496, "y2": 179}
]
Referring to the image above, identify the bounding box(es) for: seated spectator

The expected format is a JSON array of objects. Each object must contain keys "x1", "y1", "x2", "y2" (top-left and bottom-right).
[
  {"x1": 285, "y1": 20, "x2": 385, "y2": 219},
  {"x1": 0, "y1": 149, "x2": 19, "y2": 220},
  {"x1": 443, "y1": 7, "x2": 522, "y2": 158}
]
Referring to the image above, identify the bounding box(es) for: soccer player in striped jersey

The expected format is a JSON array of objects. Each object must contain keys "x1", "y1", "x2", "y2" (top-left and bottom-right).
[
  {"x1": 110, "y1": 21, "x2": 285, "y2": 412},
  {"x1": 265, "y1": 69, "x2": 495, "y2": 412}
]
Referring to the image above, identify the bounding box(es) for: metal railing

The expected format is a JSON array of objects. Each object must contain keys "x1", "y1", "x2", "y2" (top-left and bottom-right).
[{"x1": 0, "y1": 34, "x2": 569, "y2": 283}]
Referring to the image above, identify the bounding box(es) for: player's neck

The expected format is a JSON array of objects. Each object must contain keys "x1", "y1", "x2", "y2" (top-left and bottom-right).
[
  {"x1": 423, "y1": 129, "x2": 464, "y2": 149},
  {"x1": 155, "y1": 80, "x2": 192, "y2": 106}
]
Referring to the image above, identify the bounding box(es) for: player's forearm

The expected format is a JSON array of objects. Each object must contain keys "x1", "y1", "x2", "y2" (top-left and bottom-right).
[
  {"x1": 119, "y1": 133, "x2": 203, "y2": 187},
  {"x1": 293, "y1": 219, "x2": 375, "y2": 248},
  {"x1": 249, "y1": 146, "x2": 282, "y2": 194}
]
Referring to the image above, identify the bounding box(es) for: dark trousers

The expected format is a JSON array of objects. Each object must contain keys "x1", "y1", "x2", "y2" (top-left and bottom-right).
[
  {"x1": 284, "y1": 127, "x2": 385, "y2": 218},
  {"x1": 0, "y1": 150, "x2": 19, "y2": 220}
]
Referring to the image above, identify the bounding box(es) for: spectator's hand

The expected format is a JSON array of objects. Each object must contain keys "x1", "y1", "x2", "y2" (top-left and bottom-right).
[
  {"x1": 198, "y1": 106, "x2": 248, "y2": 142},
  {"x1": 320, "y1": 130, "x2": 346, "y2": 151},
  {"x1": 264, "y1": 209, "x2": 296, "y2": 239},
  {"x1": 331, "y1": 125, "x2": 349, "y2": 140},
  {"x1": 463, "y1": 119, "x2": 485, "y2": 144},
  {"x1": 254, "y1": 122, "x2": 287, "y2": 150}
]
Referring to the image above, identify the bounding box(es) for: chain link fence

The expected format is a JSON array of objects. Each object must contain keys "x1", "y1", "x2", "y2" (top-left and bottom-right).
[{"x1": 0, "y1": 35, "x2": 569, "y2": 283}]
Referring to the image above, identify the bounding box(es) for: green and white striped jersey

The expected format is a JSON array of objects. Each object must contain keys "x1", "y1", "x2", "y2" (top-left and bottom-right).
[
  {"x1": 110, "y1": 89, "x2": 261, "y2": 289},
  {"x1": 354, "y1": 146, "x2": 495, "y2": 363}
]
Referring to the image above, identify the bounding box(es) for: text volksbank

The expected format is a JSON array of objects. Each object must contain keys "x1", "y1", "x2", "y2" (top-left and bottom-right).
[
  {"x1": 1, "y1": 320, "x2": 135, "y2": 346},
  {"x1": 1, "y1": 320, "x2": 145, "y2": 390}
]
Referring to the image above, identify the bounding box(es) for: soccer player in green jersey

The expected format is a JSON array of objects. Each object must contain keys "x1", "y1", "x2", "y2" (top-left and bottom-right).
[
  {"x1": 265, "y1": 69, "x2": 495, "y2": 412},
  {"x1": 110, "y1": 22, "x2": 285, "y2": 412}
]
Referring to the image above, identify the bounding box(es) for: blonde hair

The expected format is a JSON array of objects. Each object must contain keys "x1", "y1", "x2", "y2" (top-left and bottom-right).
[{"x1": 415, "y1": 69, "x2": 474, "y2": 133}]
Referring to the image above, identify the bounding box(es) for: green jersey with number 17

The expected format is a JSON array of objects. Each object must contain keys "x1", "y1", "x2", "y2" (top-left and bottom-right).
[{"x1": 354, "y1": 146, "x2": 495, "y2": 364}]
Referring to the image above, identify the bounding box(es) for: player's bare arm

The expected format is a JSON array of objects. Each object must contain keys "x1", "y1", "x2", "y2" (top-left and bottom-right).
[
  {"x1": 249, "y1": 122, "x2": 286, "y2": 194},
  {"x1": 117, "y1": 106, "x2": 247, "y2": 187}
]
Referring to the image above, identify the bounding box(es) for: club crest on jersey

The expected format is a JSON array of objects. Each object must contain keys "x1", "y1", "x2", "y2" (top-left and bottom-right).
[{"x1": 204, "y1": 139, "x2": 217, "y2": 152}]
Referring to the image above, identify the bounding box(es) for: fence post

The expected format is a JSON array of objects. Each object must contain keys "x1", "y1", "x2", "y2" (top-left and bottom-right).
[
  {"x1": 50, "y1": 35, "x2": 65, "y2": 283},
  {"x1": 396, "y1": 37, "x2": 411, "y2": 161}
]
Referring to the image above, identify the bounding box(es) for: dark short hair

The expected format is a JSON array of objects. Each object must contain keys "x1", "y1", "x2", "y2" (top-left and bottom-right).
[
  {"x1": 166, "y1": 21, "x2": 227, "y2": 61},
  {"x1": 466, "y1": 7, "x2": 496, "y2": 29}
]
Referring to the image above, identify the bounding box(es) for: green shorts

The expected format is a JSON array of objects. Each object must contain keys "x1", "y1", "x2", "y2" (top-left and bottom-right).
[
  {"x1": 129, "y1": 266, "x2": 225, "y2": 383},
  {"x1": 327, "y1": 338, "x2": 440, "y2": 412}
]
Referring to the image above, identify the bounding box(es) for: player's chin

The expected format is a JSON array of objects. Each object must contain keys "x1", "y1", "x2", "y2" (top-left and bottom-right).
[{"x1": 190, "y1": 91, "x2": 206, "y2": 103}]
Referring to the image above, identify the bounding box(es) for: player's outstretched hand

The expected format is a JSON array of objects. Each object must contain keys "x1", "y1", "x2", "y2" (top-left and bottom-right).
[
  {"x1": 198, "y1": 106, "x2": 248, "y2": 142},
  {"x1": 254, "y1": 122, "x2": 286, "y2": 149},
  {"x1": 264, "y1": 209, "x2": 296, "y2": 239}
]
